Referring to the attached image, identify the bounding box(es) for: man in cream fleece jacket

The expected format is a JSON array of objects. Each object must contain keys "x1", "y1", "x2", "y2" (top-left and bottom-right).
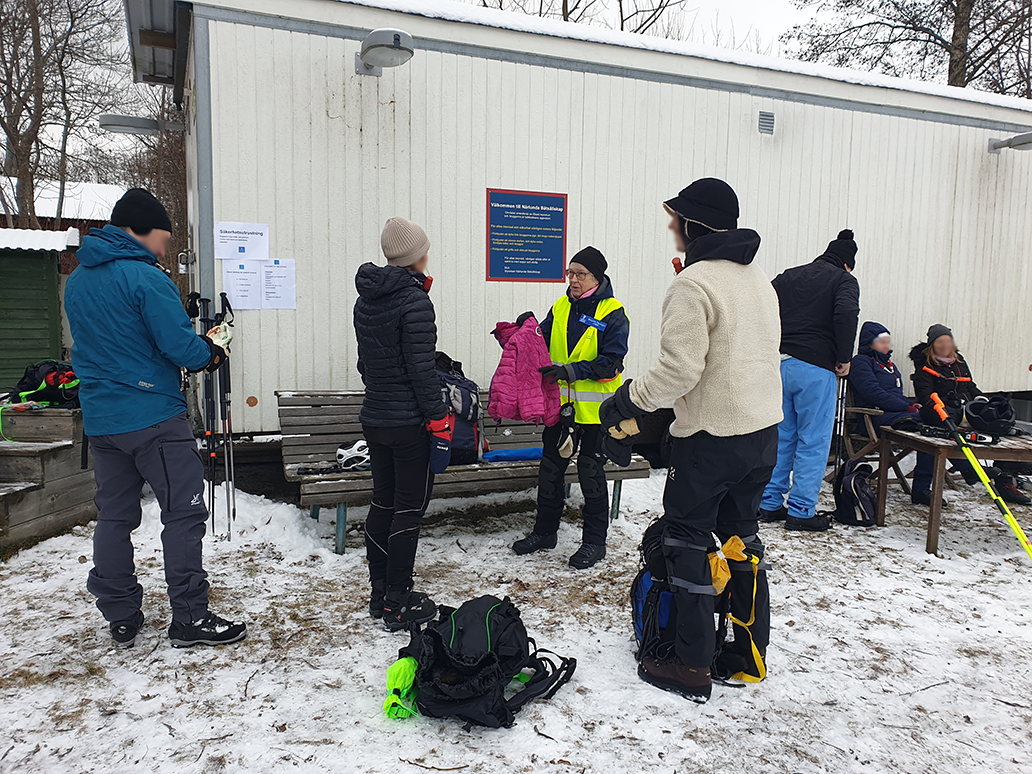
[{"x1": 600, "y1": 178, "x2": 782, "y2": 703}]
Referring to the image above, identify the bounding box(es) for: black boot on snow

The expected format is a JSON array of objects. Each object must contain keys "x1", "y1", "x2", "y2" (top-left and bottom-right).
[
  {"x1": 998, "y1": 476, "x2": 1032, "y2": 506},
  {"x1": 512, "y1": 532, "x2": 558, "y2": 555},
  {"x1": 638, "y1": 655, "x2": 712, "y2": 703},
  {"x1": 382, "y1": 590, "x2": 437, "y2": 632},
  {"x1": 759, "y1": 506, "x2": 787, "y2": 522},
  {"x1": 110, "y1": 610, "x2": 144, "y2": 649},
  {"x1": 785, "y1": 513, "x2": 833, "y2": 532},
  {"x1": 369, "y1": 578, "x2": 387, "y2": 619},
  {"x1": 911, "y1": 490, "x2": 948, "y2": 508},
  {"x1": 168, "y1": 612, "x2": 247, "y2": 648},
  {"x1": 569, "y1": 543, "x2": 606, "y2": 569}
]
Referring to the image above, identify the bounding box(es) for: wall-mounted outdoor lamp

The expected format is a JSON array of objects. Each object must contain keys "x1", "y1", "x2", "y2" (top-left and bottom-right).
[
  {"x1": 98, "y1": 114, "x2": 185, "y2": 135},
  {"x1": 988, "y1": 132, "x2": 1032, "y2": 154},
  {"x1": 355, "y1": 28, "x2": 414, "y2": 77}
]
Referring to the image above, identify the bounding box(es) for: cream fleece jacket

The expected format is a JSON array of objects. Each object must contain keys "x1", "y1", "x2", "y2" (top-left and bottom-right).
[{"x1": 629, "y1": 258, "x2": 783, "y2": 438}]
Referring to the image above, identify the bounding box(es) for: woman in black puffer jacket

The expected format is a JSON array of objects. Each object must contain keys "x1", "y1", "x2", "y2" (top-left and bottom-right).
[
  {"x1": 354, "y1": 217, "x2": 448, "y2": 631},
  {"x1": 909, "y1": 324, "x2": 1029, "y2": 506}
]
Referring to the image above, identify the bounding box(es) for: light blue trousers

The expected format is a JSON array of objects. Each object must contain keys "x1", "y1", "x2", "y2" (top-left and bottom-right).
[{"x1": 761, "y1": 357, "x2": 838, "y2": 519}]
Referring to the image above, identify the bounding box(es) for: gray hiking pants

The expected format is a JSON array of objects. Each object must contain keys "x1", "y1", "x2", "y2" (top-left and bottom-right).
[{"x1": 87, "y1": 413, "x2": 209, "y2": 624}]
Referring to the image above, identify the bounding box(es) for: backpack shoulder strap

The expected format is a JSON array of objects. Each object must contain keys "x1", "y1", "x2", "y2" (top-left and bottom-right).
[{"x1": 504, "y1": 647, "x2": 577, "y2": 714}]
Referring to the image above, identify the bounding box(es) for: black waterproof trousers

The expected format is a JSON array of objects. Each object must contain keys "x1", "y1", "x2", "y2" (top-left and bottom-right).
[
  {"x1": 533, "y1": 423, "x2": 609, "y2": 545},
  {"x1": 363, "y1": 424, "x2": 435, "y2": 595},
  {"x1": 661, "y1": 426, "x2": 778, "y2": 669},
  {"x1": 88, "y1": 413, "x2": 209, "y2": 625}
]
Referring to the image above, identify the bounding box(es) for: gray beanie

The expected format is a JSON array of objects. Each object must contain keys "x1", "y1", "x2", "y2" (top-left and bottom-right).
[
  {"x1": 380, "y1": 217, "x2": 430, "y2": 267},
  {"x1": 927, "y1": 323, "x2": 953, "y2": 345}
]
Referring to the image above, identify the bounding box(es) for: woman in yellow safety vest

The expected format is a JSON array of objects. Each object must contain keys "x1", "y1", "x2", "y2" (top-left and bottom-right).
[{"x1": 511, "y1": 246, "x2": 630, "y2": 569}]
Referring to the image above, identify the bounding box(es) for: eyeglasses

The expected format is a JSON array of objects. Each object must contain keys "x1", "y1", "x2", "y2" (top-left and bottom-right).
[{"x1": 566, "y1": 270, "x2": 590, "y2": 280}]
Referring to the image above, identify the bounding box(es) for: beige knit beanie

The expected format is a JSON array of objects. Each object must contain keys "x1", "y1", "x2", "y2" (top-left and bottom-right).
[{"x1": 380, "y1": 216, "x2": 431, "y2": 267}]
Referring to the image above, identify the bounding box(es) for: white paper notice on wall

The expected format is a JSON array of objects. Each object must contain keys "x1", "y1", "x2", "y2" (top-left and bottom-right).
[
  {"x1": 214, "y1": 222, "x2": 269, "y2": 261},
  {"x1": 262, "y1": 259, "x2": 296, "y2": 310},
  {"x1": 222, "y1": 259, "x2": 263, "y2": 310}
]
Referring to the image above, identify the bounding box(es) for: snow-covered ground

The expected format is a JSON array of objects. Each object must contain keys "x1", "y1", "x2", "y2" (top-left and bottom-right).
[{"x1": 1, "y1": 472, "x2": 1030, "y2": 773}]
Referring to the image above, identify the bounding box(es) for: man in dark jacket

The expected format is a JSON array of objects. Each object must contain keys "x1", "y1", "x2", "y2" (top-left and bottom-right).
[
  {"x1": 355, "y1": 216, "x2": 449, "y2": 631},
  {"x1": 760, "y1": 230, "x2": 860, "y2": 532},
  {"x1": 64, "y1": 188, "x2": 245, "y2": 649},
  {"x1": 511, "y1": 246, "x2": 630, "y2": 570}
]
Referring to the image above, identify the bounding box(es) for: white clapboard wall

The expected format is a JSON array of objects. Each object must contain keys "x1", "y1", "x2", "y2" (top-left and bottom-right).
[{"x1": 189, "y1": 0, "x2": 1032, "y2": 433}]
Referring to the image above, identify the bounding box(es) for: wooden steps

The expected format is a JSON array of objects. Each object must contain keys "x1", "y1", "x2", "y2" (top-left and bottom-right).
[{"x1": 0, "y1": 410, "x2": 96, "y2": 549}]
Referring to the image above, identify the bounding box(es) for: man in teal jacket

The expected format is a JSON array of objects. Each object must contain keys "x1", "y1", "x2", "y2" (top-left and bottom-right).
[{"x1": 65, "y1": 188, "x2": 245, "y2": 649}]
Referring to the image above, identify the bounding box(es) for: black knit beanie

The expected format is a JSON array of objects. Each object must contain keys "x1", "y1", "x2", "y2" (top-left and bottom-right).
[
  {"x1": 663, "y1": 178, "x2": 739, "y2": 233},
  {"x1": 927, "y1": 323, "x2": 953, "y2": 346},
  {"x1": 824, "y1": 229, "x2": 858, "y2": 270},
  {"x1": 570, "y1": 246, "x2": 607, "y2": 282},
  {"x1": 110, "y1": 188, "x2": 173, "y2": 234}
]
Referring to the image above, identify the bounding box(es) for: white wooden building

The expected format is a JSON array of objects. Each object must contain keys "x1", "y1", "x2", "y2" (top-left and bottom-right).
[{"x1": 124, "y1": 0, "x2": 1032, "y2": 433}]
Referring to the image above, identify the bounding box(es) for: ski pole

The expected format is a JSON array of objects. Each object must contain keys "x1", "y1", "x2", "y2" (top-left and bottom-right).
[
  {"x1": 218, "y1": 292, "x2": 237, "y2": 538},
  {"x1": 198, "y1": 296, "x2": 218, "y2": 531},
  {"x1": 931, "y1": 393, "x2": 1032, "y2": 562}
]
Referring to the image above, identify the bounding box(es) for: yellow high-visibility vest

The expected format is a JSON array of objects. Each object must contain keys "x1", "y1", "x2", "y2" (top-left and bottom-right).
[{"x1": 548, "y1": 295, "x2": 625, "y2": 425}]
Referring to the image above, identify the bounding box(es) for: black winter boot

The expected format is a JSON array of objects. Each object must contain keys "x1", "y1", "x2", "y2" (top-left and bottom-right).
[
  {"x1": 168, "y1": 611, "x2": 247, "y2": 648},
  {"x1": 569, "y1": 543, "x2": 606, "y2": 569},
  {"x1": 785, "y1": 513, "x2": 833, "y2": 532},
  {"x1": 911, "y1": 490, "x2": 948, "y2": 508},
  {"x1": 369, "y1": 578, "x2": 387, "y2": 619},
  {"x1": 110, "y1": 610, "x2": 144, "y2": 649},
  {"x1": 998, "y1": 476, "x2": 1032, "y2": 506},
  {"x1": 382, "y1": 588, "x2": 437, "y2": 632},
  {"x1": 638, "y1": 655, "x2": 712, "y2": 703},
  {"x1": 960, "y1": 464, "x2": 1000, "y2": 485},
  {"x1": 512, "y1": 532, "x2": 558, "y2": 555},
  {"x1": 758, "y1": 506, "x2": 787, "y2": 522}
]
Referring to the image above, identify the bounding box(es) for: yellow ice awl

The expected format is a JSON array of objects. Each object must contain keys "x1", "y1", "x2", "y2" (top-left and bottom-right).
[{"x1": 931, "y1": 393, "x2": 1032, "y2": 563}]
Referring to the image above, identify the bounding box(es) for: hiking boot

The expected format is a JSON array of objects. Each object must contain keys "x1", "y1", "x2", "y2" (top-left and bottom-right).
[
  {"x1": 110, "y1": 610, "x2": 144, "y2": 649},
  {"x1": 512, "y1": 532, "x2": 558, "y2": 555},
  {"x1": 759, "y1": 506, "x2": 787, "y2": 522},
  {"x1": 369, "y1": 578, "x2": 387, "y2": 619},
  {"x1": 569, "y1": 543, "x2": 606, "y2": 570},
  {"x1": 382, "y1": 590, "x2": 437, "y2": 632},
  {"x1": 998, "y1": 477, "x2": 1032, "y2": 506},
  {"x1": 911, "y1": 490, "x2": 948, "y2": 508},
  {"x1": 638, "y1": 655, "x2": 712, "y2": 703},
  {"x1": 960, "y1": 465, "x2": 1000, "y2": 485},
  {"x1": 168, "y1": 612, "x2": 247, "y2": 648},
  {"x1": 785, "y1": 513, "x2": 833, "y2": 532}
]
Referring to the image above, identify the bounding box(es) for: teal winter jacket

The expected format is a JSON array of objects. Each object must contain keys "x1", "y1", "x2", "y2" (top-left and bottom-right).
[{"x1": 64, "y1": 225, "x2": 211, "y2": 436}]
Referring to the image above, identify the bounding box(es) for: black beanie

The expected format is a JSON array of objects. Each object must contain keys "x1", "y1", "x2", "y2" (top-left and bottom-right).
[
  {"x1": 110, "y1": 188, "x2": 172, "y2": 234},
  {"x1": 663, "y1": 178, "x2": 739, "y2": 232},
  {"x1": 927, "y1": 323, "x2": 953, "y2": 345},
  {"x1": 824, "y1": 229, "x2": 858, "y2": 270},
  {"x1": 570, "y1": 246, "x2": 607, "y2": 282}
]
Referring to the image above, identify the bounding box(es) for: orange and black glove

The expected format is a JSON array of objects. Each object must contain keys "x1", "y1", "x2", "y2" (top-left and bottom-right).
[{"x1": 426, "y1": 414, "x2": 454, "y2": 474}]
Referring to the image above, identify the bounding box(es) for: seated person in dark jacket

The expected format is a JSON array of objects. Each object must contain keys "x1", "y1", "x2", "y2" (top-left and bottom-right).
[
  {"x1": 848, "y1": 322, "x2": 935, "y2": 506},
  {"x1": 908, "y1": 324, "x2": 1030, "y2": 506}
]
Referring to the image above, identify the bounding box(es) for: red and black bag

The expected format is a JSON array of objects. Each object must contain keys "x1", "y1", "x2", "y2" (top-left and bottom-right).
[{"x1": 8, "y1": 360, "x2": 80, "y2": 407}]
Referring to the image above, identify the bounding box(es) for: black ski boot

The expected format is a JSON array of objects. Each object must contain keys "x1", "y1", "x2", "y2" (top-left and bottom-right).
[
  {"x1": 168, "y1": 612, "x2": 247, "y2": 647},
  {"x1": 998, "y1": 476, "x2": 1032, "y2": 506},
  {"x1": 638, "y1": 656, "x2": 712, "y2": 703},
  {"x1": 369, "y1": 578, "x2": 387, "y2": 619},
  {"x1": 569, "y1": 543, "x2": 606, "y2": 569},
  {"x1": 512, "y1": 532, "x2": 558, "y2": 555},
  {"x1": 759, "y1": 506, "x2": 787, "y2": 522},
  {"x1": 382, "y1": 589, "x2": 437, "y2": 632},
  {"x1": 110, "y1": 610, "x2": 144, "y2": 649},
  {"x1": 785, "y1": 513, "x2": 833, "y2": 532}
]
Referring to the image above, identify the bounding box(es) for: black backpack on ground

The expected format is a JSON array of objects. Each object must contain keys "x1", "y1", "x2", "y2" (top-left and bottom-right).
[
  {"x1": 6, "y1": 360, "x2": 80, "y2": 407},
  {"x1": 831, "y1": 457, "x2": 877, "y2": 527},
  {"x1": 401, "y1": 595, "x2": 576, "y2": 728},
  {"x1": 435, "y1": 352, "x2": 484, "y2": 465}
]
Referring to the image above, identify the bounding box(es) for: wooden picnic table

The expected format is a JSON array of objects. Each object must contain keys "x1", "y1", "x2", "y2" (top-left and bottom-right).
[{"x1": 876, "y1": 427, "x2": 1032, "y2": 554}]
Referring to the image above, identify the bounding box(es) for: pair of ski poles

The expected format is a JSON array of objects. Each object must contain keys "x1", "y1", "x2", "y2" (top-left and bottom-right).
[
  {"x1": 930, "y1": 392, "x2": 1032, "y2": 563},
  {"x1": 190, "y1": 292, "x2": 237, "y2": 540}
]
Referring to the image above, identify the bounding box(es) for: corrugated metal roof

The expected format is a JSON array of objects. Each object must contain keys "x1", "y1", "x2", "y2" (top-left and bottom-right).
[
  {"x1": 124, "y1": 0, "x2": 177, "y2": 84},
  {"x1": 0, "y1": 228, "x2": 80, "y2": 252}
]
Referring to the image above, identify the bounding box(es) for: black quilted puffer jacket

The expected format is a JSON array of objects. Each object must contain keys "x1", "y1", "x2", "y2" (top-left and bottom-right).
[{"x1": 354, "y1": 262, "x2": 447, "y2": 427}]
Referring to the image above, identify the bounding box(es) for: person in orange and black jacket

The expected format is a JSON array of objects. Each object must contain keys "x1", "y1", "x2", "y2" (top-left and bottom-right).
[{"x1": 909, "y1": 324, "x2": 1030, "y2": 506}]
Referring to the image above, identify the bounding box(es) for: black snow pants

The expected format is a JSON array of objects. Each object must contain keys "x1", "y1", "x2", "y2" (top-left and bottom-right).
[
  {"x1": 533, "y1": 422, "x2": 609, "y2": 545},
  {"x1": 661, "y1": 425, "x2": 778, "y2": 669},
  {"x1": 87, "y1": 413, "x2": 209, "y2": 625},
  {"x1": 363, "y1": 424, "x2": 435, "y2": 595}
]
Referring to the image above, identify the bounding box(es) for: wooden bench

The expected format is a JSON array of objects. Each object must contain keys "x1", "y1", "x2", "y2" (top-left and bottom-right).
[{"x1": 276, "y1": 390, "x2": 651, "y2": 554}]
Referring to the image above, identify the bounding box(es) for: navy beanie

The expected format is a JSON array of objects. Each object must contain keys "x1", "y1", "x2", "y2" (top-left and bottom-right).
[
  {"x1": 570, "y1": 246, "x2": 607, "y2": 282},
  {"x1": 110, "y1": 188, "x2": 173, "y2": 234}
]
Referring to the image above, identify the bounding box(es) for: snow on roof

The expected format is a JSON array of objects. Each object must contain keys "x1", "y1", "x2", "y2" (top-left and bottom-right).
[
  {"x1": 1, "y1": 178, "x2": 123, "y2": 221},
  {"x1": 0, "y1": 227, "x2": 80, "y2": 252},
  {"x1": 339, "y1": 0, "x2": 1032, "y2": 116}
]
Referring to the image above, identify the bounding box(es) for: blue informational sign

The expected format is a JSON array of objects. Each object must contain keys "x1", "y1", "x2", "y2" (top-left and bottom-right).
[{"x1": 486, "y1": 189, "x2": 568, "y2": 282}]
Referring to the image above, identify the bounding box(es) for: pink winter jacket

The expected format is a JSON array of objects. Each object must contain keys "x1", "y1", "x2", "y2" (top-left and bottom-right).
[{"x1": 488, "y1": 316, "x2": 561, "y2": 426}]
